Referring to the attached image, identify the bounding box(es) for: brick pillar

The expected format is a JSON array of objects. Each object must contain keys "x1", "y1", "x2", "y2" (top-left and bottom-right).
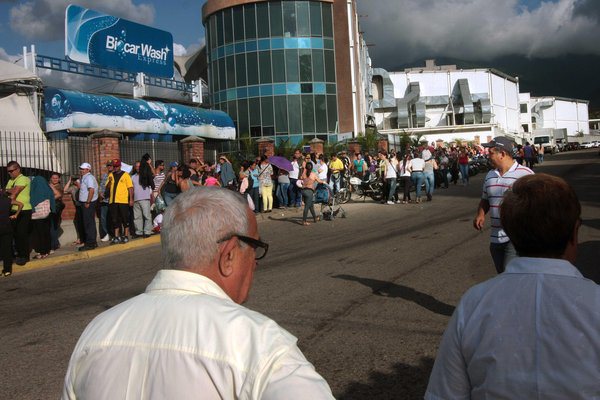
[
  {"x1": 180, "y1": 136, "x2": 205, "y2": 163},
  {"x1": 347, "y1": 141, "x2": 361, "y2": 161},
  {"x1": 90, "y1": 130, "x2": 121, "y2": 176},
  {"x1": 309, "y1": 138, "x2": 324, "y2": 156},
  {"x1": 377, "y1": 137, "x2": 389, "y2": 153},
  {"x1": 257, "y1": 138, "x2": 275, "y2": 158}
]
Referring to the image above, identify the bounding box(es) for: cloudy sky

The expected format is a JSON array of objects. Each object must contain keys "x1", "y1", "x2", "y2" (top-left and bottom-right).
[
  {"x1": 0, "y1": 0, "x2": 598, "y2": 104},
  {"x1": 356, "y1": 0, "x2": 600, "y2": 68}
]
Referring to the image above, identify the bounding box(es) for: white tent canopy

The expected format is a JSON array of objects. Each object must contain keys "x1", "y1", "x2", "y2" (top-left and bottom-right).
[
  {"x1": 0, "y1": 59, "x2": 40, "y2": 85},
  {"x1": 0, "y1": 93, "x2": 64, "y2": 173}
]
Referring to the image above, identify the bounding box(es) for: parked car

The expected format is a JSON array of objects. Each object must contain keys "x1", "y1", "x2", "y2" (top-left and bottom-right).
[{"x1": 582, "y1": 142, "x2": 593, "y2": 149}]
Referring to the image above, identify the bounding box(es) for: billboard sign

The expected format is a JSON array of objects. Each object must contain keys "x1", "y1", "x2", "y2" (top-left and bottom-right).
[{"x1": 65, "y1": 4, "x2": 174, "y2": 78}]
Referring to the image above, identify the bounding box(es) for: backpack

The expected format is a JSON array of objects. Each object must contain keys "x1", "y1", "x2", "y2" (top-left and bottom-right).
[{"x1": 314, "y1": 184, "x2": 330, "y2": 204}]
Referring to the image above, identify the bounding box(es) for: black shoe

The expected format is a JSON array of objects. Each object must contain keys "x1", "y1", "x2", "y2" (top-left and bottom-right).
[
  {"x1": 121, "y1": 236, "x2": 129, "y2": 244},
  {"x1": 78, "y1": 244, "x2": 97, "y2": 252},
  {"x1": 15, "y1": 258, "x2": 27, "y2": 266},
  {"x1": 110, "y1": 237, "x2": 121, "y2": 245}
]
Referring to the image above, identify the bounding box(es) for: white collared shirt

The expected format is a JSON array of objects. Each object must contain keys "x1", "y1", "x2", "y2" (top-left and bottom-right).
[
  {"x1": 62, "y1": 270, "x2": 333, "y2": 400},
  {"x1": 426, "y1": 257, "x2": 600, "y2": 400}
]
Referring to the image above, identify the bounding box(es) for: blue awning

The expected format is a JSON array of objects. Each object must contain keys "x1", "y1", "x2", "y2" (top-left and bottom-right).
[{"x1": 43, "y1": 87, "x2": 235, "y2": 140}]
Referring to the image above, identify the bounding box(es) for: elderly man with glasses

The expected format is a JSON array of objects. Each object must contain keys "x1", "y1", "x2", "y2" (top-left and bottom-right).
[
  {"x1": 5, "y1": 161, "x2": 32, "y2": 265},
  {"x1": 62, "y1": 187, "x2": 334, "y2": 400}
]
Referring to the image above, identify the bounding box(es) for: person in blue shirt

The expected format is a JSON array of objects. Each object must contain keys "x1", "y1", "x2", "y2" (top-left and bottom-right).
[{"x1": 427, "y1": 173, "x2": 597, "y2": 400}]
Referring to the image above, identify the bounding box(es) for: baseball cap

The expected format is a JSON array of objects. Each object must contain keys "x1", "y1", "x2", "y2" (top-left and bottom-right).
[
  {"x1": 79, "y1": 162, "x2": 91, "y2": 170},
  {"x1": 169, "y1": 161, "x2": 179, "y2": 168},
  {"x1": 482, "y1": 136, "x2": 514, "y2": 153},
  {"x1": 112, "y1": 159, "x2": 122, "y2": 167}
]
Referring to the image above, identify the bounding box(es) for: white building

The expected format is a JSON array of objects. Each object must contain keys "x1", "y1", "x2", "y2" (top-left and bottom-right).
[
  {"x1": 520, "y1": 94, "x2": 589, "y2": 137},
  {"x1": 371, "y1": 60, "x2": 522, "y2": 147}
]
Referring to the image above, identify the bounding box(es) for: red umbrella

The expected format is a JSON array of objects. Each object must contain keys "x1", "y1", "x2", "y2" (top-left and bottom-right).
[{"x1": 267, "y1": 156, "x2": 293, "y2": 172}]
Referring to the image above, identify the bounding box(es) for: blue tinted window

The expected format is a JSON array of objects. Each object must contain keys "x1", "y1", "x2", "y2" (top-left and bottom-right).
[
  {"x1": 282, "y1": 2, "x2": 296, "y2": 37},
  {"x1": 285, "y1": 49, "x2": 299, "y2": 82},
  {"x1": 271, "y1": 38, "x2": 285, "y2": 49},
  {"x1": 233, "y1": 6, "x2": 244, "y2": 42},
  {"x1": 284, "y1": 38, "x2": 298, "y2": 49},
  {"x1": 237, "y1": 87, "x2": 248, "y2": 99},
  {"x1": 248, "y1": 86, "x2": 260, "y2": 97},
  {"x1": 227, "y1": 89, "x2": 236, "y2": 101},
  {"x1": 235, "y1": 42, "x2": 245, "y2": 53},
  {"x1": 297, "y1": 2, "x2": 310, "y2": 36},
  {"x1": 256, "y1": 2, "x2": 270, "y2": 38},
  {"x1": 244, "y1": 4, "x2": 256, "y2": 39},
  {"x1": 270, "y1": 1, "x2": 283, "y2": 37},
  {"x1": 217, "y1": 47, "x2": 225, "y2": 58},
  {"x1": 301, "y1": 83, "x2": 312, "y2": 94},
  {"x1": 258, "y1": 39, "x2": 270, "y2": 51},
  {"x1": 314, "y1": 83, "x2": 326, "y2": 94},
  {"x1": 287, "y1": 83, "x2": 301, "y2": 94},
  {"x1": 273, "y1": 83, "x2": 287, "y2": 95},
  {"x1": 311, "y1": 38, "x2": 324, "y2": 48},
  {"x1": 260, "y1": 85, "x2": 273, "y2": 96},
  {"x1": 245, "y1": 40, "x2": 257, "y2": 52},
  {"x1": 324, "y1": 38, "x2": 334, "y2": 50},
  {"x1": 225, "y1": 44, "x2": 234, "y2": 56},
  {"x1": 298, "y1": 38, "x2": 311, "y2": 49},
  {"x1": 310, "y1": 2, "x2": 322, "y2": 37}
]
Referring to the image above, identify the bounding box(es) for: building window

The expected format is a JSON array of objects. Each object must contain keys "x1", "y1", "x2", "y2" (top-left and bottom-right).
[
  {"x1": 520, "y1": 103, "x2": 528, "y2": 113},
  {"x1": 522, "y1": 124, "x2": 529, "y2": 133},
  {"x1": 297, "y1": 2, "x2": 310, "y2": 37},
  {"x1": 282, "y1": 1, "x2": 296, "y2": 37},
  {"x1": 272, "y1": 50, "x2": 286, "y2": 83},
  {"x1": 270, "y1": 2, "x2": 283, "y2": 37},
  {"x1": 256, "y1": 2, "x2": 270, "y2": 38},
  {"x1": 310, "y1": 2, "x2": 322, "y2": 36}
]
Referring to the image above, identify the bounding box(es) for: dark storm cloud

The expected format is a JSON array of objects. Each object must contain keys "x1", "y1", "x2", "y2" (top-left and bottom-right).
[{"x1": 357, "y1": 0, "x2": 600, "y2": 68}]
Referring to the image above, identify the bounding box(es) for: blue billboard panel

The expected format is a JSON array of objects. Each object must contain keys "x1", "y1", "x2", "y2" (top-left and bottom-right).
[
  {"x1": 65, "y1": 4, "x2": 174, "y2": 78},
  {"x1": 44, "y1": 88, "x2": 236, "y2": 140}
]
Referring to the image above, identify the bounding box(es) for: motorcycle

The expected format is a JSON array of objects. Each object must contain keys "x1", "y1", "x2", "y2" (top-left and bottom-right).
[{"x1": 349, "y1": 175, "x2": 384, "y2": 202}]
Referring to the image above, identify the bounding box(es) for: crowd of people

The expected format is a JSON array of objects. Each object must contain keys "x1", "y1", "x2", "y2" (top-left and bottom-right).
[{"x1": 0, "y1": 138, "x2": 542, "y2": 275}]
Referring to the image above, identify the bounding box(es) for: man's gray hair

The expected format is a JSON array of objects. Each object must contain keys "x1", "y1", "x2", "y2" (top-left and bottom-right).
[{"x1": 161, "y1": 187, "x2": 250, "y2": 270}]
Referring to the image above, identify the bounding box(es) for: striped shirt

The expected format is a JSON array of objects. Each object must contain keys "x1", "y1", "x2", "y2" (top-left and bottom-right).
[{"x1": 482, "y1": 162, "x2": 533, "y2": 243}]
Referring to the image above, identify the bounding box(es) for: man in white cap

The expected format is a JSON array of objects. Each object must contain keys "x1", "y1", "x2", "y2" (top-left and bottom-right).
[
  {"x1": 473, "y1": 137, "x2": 533, "y2": 273},
  {"x1": 78, "y1": 163, "x2": 99, "y2": 251}
]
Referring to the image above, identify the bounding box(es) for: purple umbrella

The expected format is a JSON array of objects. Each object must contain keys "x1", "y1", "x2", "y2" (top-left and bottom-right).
[{"x1": 268, "y1": 156, "x2": 293, "y2": 172}]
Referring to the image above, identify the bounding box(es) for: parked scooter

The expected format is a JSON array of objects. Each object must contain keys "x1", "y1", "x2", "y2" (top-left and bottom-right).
[{"x1": 349, "y1": 175, "x2": 384, "y2": 202}]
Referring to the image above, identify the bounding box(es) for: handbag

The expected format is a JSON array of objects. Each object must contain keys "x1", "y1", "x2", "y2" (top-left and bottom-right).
[{"x1": 31, "y1": 199, "x2": 51, "y2": 220}]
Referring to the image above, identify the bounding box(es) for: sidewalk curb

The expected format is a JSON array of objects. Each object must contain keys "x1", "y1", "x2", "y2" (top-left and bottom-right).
[{"x1": 13, "y1": 235, "x2": 161, "y2": 274}]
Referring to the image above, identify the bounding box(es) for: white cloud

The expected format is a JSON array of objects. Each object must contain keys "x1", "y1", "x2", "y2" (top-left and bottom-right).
[
  {"x1": 9, "y1": 0, "x2": 155, "y2": 41},
  {"x1": 0, "y1": 47, "x2": 20, "y2": 62},
  {"x1": 173, "y1": 43, "x2": 187, "y2": 57},
  {"x1": 357, "y1": 0, "x2": 600, "y2": 67}
]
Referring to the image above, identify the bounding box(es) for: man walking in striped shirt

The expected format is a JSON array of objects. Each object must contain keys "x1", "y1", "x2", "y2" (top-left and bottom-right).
[{"x1": 473, "y1": 137, "x2": 533, "y2": 273}]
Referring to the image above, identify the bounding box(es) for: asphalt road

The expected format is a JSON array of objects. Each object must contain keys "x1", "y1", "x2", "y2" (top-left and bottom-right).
[{"x1": 1, "y1": 149, "x2": 599, "y2": 400}]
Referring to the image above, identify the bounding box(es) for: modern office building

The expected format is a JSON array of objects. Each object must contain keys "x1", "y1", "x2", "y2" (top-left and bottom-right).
[
  {"x1": 202, "y1": 0, "x2": 369, "y2": 144},
  {"x1": 519, "y1": 93, "x2": 589, "y2": 137}
]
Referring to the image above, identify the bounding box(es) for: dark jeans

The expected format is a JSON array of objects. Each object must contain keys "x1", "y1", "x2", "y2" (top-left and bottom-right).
[
  {"x1": 74, "y1": 204, "x2": 85, "y2": 243},
  {"x1": 439, "y1": 168, "x2": 449, "y2": 188},
  {"x1": 11, "y1": 209, "x2": 31, "y2": 260},
  {"x1": 0, "y1": 229, "x2": 13, "y2": 274},
  {"x1": 276, "y1": 183, "x2": 289, "y2": 208},
  {"x1": 82, "y1": 201, "x2": 98, "y2": 246},
  {"x1": 490, "y1": 241, "x2": 517, "y2": 274},
  {"x1": 386, "y1": 178, "x2": 397, "y2": 202},
  {"x1": 250, "y1": 187, "x2": 260, "y2": 212},
  {"x1": 99, "y1": 202, "x2": 110, "y2": 238},
  {"x1": 30, "y1": 217, "x2": 51, "y2": 255},
  {"x1": 302, "y1": 189, "x2": 317, "y2": 223},
  {"x1": 288, "y1": 179, "x2": 301, "y2": 206},
  {"x1": 400, "y1": 176, "x2": 411, "y2": 201}
]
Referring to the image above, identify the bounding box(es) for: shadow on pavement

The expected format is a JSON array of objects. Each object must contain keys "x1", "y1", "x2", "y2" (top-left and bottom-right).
[
  {"x1": 337, "y1": 357, "x2": 434, "y2": 400},
  {"x1": 332, "y1": 274, "x2": 455, "y2": 316},
  {"x1": 576, "y1": 240, "x2": 600, "y2": 284}
]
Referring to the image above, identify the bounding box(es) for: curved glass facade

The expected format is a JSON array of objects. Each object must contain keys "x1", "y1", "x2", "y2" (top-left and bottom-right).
[{"x1": 205, "y1": 1, "x2": 338, "y2": 142}]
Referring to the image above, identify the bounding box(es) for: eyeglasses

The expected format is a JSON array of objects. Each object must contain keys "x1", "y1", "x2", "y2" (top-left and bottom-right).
[{"x1": 217, "y1": 234, "x2": 269, "y2": 260}]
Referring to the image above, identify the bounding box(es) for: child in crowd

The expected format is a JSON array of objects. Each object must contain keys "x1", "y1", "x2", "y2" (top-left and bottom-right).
[{"x1": 203, "y1": 171, "x2": 221, "y2": 187}]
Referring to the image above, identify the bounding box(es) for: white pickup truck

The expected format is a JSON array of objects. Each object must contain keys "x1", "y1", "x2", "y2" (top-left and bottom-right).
[{"x1": 533, "y1": 135, "x2": 557, "y2": 154}]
